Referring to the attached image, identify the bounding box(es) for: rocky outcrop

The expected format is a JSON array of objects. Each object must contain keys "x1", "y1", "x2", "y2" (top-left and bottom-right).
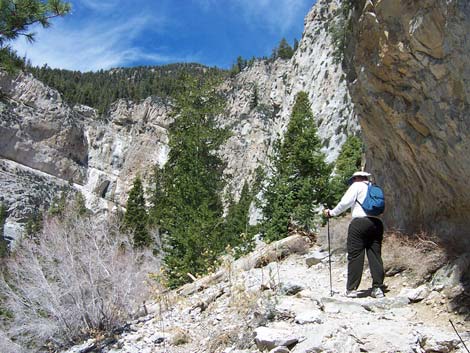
[
  {"x1": 349, "y1": 0, "x2": 470, "y2": 242},
  {"x1": 219, "y1": 0, "x2": 360, "y2": 199},
  {"x1": 83, "y1": 97, "x2": 172, "y2": 207},
  {"x1": 0, "y1": 71, "x2": 87, "y2": 183},
  {"x1": 0, "y1": 72, "x2": 173, "y2": 240}
]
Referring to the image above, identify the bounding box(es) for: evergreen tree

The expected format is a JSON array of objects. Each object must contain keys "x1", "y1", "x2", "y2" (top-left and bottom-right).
[
  {"x1": 327, "y1": 135, "x2": 363, "y2": 207},
  {"x1": 123, "y1": 176, "x2": 151, "y2": 247},
  {"x1": 250, "y1": 84, "x2": 259, "y2": 109},
  {"x1": 158, "y1": 75, "x2": 229, "y2": 288},
  {"x1": 27, "y1": 63, "x2": 227, "y2": 115},
  {"x1": 73, "y1": 192, "x2": 88, "y2": 216},
  {"x1": 48, "y1": 190, "x2": 67, "y2": 216},
  {"x1": 261, "y1": 91, "x2": 331, "y2": 242},
  {"x1": 148, "y1": 165, "x2": 165, "y2": 228},
  {"x1": 236, "y1": 56, "x2": 247, "y2": 72},
  {"x1": 0, "y1": 46, "x2": 25, "y2": 72},
  {"x1": 0, "y1": 0, "x2": 70, "y2": 70},
  {"x1": 223, "y1": 183, "x2": 255, "y2": 258},
  {"x1": 0, "y1": 203, "x2": 8, "y2": 257},
  {"x1": 275, "y1": 38, "x2": 294, "y2": 60}
]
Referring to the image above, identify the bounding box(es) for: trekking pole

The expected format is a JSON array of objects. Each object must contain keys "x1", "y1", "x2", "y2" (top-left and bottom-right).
[
  {"x1": 450, "y1": 319, "x2": 470, "y2": 353},
  {"x1": 327, "y1": 217, "x2": 333, "y2": 297}
]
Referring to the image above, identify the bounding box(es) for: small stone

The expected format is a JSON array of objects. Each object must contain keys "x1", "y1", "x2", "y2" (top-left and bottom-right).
[
  {"x1": 254, "y1": 327, "x2": 300, "y2": 351},
  {"x1": 400, "y1": 285, "x2": 430, "y2": 302},
  {"x1": 305, "y1": 251, "x2": 328, "y2": 267},
  {"x1": 295, "y1": 309, "x2": 323, "y2": 324},
  {"x1": 280, "y1": 282, "x2": 304, "y2": 295}
]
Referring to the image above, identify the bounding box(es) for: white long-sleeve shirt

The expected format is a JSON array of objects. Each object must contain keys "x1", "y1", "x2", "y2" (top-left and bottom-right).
[{"x1": 330, "y1": 181, "x2": 371, "y2": 218}]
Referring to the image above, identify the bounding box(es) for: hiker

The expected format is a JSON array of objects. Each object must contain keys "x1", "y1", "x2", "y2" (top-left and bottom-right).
[{"x1": 323, "y1": 171, "x2": 385, "y2": 298}]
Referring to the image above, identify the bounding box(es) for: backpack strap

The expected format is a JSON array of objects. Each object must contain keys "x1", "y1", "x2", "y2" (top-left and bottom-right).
[{"x1": 355, "y1": 181, "x2": 370, "y2": 207}]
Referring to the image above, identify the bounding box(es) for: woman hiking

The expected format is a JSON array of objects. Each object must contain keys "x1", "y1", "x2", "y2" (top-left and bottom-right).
[{"x1": 324, "y1": 171, "x2": 385, "y2": 298}]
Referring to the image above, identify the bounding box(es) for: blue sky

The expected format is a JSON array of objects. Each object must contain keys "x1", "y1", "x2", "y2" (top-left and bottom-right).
[{"x1": 12, "y1": 0, "x2": 315, "y2": 72}]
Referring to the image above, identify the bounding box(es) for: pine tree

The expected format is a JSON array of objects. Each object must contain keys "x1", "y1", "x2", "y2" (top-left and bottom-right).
[
  {"x1": 0, "y1": 203, "x2": 8, "y2": 257},
  {"x1": 276, "y1": 38, "x2": 294, "y2": 60},
  {"x1": 0, "y1": 0, "x2": 70, "y2": 71},
  {"x1": 0, "y1": 0, "x2": 71, "y2": 46},
  {"x1": 261, "y1": 91, "x2": 332, "y2": 242},
  {"x1": 123, "y1": 176, "x2": 151, "y2": 247},
  {"x1": 148, "y1": 166, "x2": 165, "y2": 228},
  {"x1": 48, "y1": 190, "x2": 67, "y2": 216},
  {"x1": 223, "y1": 182, "x2": 255, "y2": 258},
  {"x1": 158, "y1": 75, "x2": 229, "y2": 288},
  {"x1": 293, "y1": 38, "x2": 299, "y2": 52},
  {"x1": 250, "y1": 84, "x2": 259, "y2": 109},
  {"x1": 327, "y1": 135, "x2": 363, "y2": 207}
]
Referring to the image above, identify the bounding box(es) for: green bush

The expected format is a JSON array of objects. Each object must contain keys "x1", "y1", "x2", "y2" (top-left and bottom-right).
[
  {"x1": 327, "y1": 135, "x2": 363, "y2": 207},
  {"x1": 123, "y1": 176, "x2": 151, "y2": 247}
]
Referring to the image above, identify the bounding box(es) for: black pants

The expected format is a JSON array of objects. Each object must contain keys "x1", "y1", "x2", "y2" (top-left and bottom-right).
[{"x1": 347, "y1": 217, "x2": 384, "y2": 291}]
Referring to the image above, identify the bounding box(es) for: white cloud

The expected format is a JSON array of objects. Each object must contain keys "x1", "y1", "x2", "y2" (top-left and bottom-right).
[
  {"x1": 11, "y1": 12, "x2": 193, "y2": 71},
  {"x1": 232, "y1": 0, "x2": 310, "y2": 34},
  {"x1": 77, "y1": 0, "x2": 122, "y2": 11}
]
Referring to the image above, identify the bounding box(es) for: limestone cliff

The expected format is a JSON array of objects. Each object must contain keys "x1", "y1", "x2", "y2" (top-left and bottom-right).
[{"x1": 348, "y1": 0, "x2": 470, "y2": 242}]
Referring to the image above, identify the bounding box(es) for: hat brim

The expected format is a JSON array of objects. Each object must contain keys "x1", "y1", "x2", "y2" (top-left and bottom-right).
[{"x1": 347, "y1": 173, "x2": 370, "y2": 185}]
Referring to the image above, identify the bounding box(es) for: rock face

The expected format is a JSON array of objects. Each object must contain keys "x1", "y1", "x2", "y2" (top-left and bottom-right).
[
  {"x1": 0, "y1": 71, "x2": 87, "y2": 183},
  {"x1": 220, "y1": 0, "x2": 359, "y2": 198},
  {"x1": 349, "y1": 0, "x2": 470, "y2": 242},
  {"x1": 0, "y1": 70, "x2": 174, "y2": 240},
  {"x1": 83, "y1": 97, "x2": 172, "y2": 207}
]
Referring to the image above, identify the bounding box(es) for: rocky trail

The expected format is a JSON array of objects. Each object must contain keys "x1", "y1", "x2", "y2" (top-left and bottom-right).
[{"x1": 66, "y1": 231, "x2": 470, "y2": 353}]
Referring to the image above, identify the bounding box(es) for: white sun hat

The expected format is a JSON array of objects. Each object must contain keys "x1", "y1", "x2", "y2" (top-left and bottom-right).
[{"x1": 347, "y1": 171, "x2": 371, "y2": 185}]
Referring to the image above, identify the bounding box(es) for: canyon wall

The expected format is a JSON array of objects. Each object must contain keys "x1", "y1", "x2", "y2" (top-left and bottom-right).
[{"x1": 349, "y1": 0, "x2": 470, "y2": 242}]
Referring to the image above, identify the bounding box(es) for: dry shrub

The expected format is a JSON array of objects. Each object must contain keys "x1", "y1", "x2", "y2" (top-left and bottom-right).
[
  {"x1": 170, "y1": 327, "x2": 190, "y2": 346},
  {"x1": 0, "y1": 214, "x2": 160, "y2": 352},
  {"x1": 206, "y1": 330, "x2": 239, "y2": 352},
  {"x1": 383, "y1": 231, "x2": 447, "y2": 283}
]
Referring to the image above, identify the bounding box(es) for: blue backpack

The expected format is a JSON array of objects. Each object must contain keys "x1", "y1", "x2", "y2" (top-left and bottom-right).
[{"x1": 357, "y1": 182, "x2": 385, "y2": 216}]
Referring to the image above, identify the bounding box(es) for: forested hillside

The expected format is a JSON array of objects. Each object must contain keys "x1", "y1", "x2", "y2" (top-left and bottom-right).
[
  {"x1": 24, "y1": 36, "x2": 297, "y2": 115},
  {"x1": 27, "y1": 63, "x2": 228, "y2": 114}
]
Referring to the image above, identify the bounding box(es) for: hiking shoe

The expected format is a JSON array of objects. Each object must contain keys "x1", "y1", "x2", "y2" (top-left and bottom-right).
[{"x1": 370, "y1": 287, "x2": 384, "y2": 298}]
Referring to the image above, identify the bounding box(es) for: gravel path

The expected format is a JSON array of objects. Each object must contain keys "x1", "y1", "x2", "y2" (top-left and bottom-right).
[{"x1": 66, "y1": 235, "x2": 470, "y2": 353}]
